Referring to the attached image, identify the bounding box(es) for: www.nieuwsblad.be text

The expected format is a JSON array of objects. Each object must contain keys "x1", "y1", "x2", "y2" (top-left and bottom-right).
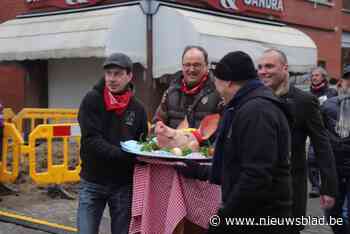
[{"x1": 209, "y1": 215, "x2": 343, "y2": 227}]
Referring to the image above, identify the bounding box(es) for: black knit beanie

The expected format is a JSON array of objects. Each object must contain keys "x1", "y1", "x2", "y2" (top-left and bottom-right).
[{"x1": 213, "y1": 51, "x2": 257, "y2": 81}]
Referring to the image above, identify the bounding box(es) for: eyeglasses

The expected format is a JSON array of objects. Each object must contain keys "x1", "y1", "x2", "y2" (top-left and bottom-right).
[{"x1": 182, "y1": 63, "x2": 204, "y2": 70}]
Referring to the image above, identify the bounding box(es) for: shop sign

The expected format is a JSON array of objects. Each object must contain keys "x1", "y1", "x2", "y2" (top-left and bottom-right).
[
  {"x1": 25, "y1": 0, "x2": 105, "y2": 9},
  {"x1": 206, "y1": 0, "x2": 284, "y2": 16}
]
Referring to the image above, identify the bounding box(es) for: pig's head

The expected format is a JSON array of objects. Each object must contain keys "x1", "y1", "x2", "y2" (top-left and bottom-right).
[
  {"x1": 155, "y1": 121, "x2": 176, "y2": 148},
  {"x1": 155, "y1": 121, "x2": 199, "y2": 150}
]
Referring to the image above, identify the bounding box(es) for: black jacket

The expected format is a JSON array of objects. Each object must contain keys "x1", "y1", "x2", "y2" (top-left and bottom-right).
[
  {"x1": 310, "y1": 84, "x2": 337, "y2": 100},
  {"x1": 322, "y1": 96, "x2": 350, "y2": 177},
  {"x1": 219, "y1": 84, "x2": 292, "y2": 218},
  {"x1": 308, "y1": 85, "x2": 337, "y2": 159},
  {"x1": 282, "y1": 86, "x2": 337, "y2": 219},
  {"x1": 78, "y1": 79, "x2": 148, "y2": 186}
]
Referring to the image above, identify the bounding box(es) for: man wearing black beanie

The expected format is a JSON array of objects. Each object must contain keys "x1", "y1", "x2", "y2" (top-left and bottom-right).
[{"x1": 177, "y1": 51, "x2": 292, "y2": 233}]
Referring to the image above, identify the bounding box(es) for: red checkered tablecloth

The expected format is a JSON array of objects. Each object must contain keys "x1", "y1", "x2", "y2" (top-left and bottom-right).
[{"x1": 129, "y1": 159, "x2": 221, "y2": 234}]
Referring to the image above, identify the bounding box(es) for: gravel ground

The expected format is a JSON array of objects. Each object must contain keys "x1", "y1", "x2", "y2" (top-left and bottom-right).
[{"x1": 0, "y1": 183, "x2": 111, "y2": 234}]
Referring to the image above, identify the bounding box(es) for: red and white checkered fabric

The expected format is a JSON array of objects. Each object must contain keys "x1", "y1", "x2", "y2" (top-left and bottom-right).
[{"x1": 129, "y1": 159, "x2": 221, "y2": 234}]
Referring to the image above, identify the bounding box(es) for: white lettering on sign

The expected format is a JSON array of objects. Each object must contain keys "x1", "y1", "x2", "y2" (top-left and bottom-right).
[
  {"x1": 243, "y1": 0, "x2": 284, "y2": 11},
  {"x1": 26, "y1": 0, "x2": 93, "y2": 5},
  {"x1": 220, "y1": 0, "x2": 238, "y2": 10}
]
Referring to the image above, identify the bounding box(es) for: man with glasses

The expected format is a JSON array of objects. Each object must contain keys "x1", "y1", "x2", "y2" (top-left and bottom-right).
[
  {"x1": 153, "y1": 46, "x2": 222, "y2": 233},
  {"x1": 153, "y1": 45, "x2": 223, "y2": 130}
]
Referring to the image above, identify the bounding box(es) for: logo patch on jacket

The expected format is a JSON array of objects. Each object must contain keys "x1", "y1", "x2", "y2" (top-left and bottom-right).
[
  {"x1": 201, "y1": 96, "x2": 209, "y2": 105},
  {"x1": 125, "y1": 111, "x2": 135, "y2": 126}
]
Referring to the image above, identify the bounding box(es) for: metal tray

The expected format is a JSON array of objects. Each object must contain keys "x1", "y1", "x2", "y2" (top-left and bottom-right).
[{"x1": 121, "y1": 140, "x2": 211, "y2": 161}]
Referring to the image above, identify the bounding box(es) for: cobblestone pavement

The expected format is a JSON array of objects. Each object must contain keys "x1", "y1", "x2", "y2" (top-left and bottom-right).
[{"x1": 0, "y1": 191, "x2": 335, "y2": 234}]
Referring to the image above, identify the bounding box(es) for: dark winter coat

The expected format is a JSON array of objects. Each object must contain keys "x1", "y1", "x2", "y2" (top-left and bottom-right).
[
  {"x1": 217, "y1": 84, "x2": 292, "y2": 219},
  {"x1": 321, "y1": 96, "x2": 350, "y2": 177},
  {"x1": 307, "y1": 84, "x2": 338, "y2": 160},
  {"x1": 78, "y1": 79, "x2": 148, "y2": 186},
  {"x1": 153, "y1": 71, "x2": 223, "y2": 128},
  {"x1": 310, "y1": 84, "x2": 337, "y2": 100},
  {"x1": 308, "y1": 86, "x2": 337, "y2": 161},
  {"x1": 281, "y1": 86, "x2": 337, "y2": 222}
]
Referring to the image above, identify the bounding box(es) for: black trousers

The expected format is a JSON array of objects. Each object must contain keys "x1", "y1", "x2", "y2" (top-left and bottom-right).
[
  {"x1": 291, "y1": 168, "x2": 308, "y2": 232},
  {"x1": 307, "y1": 145, "x2": 320, "y2": 190}
]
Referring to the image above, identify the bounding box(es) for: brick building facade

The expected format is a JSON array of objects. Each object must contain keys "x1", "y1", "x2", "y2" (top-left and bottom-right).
[{"x1": 0, "y1": 0, "x2": 349, "y2": 113}]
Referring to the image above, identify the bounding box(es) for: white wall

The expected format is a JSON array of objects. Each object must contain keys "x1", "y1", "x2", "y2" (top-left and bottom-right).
[{"x1": 48, "y1": 58, "x2": 104, "y2": 108}]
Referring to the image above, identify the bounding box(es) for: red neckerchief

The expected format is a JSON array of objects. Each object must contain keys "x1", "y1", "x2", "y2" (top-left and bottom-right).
[
  {"x1": 104, "y1": 86, "x2": 133, "y2": 115},
  {"x1": 180, "y1": 75, "x2": 208, "y2": 95},
  {"x1": 311, "y1": 79, "x2": 327, "y2": 92}
]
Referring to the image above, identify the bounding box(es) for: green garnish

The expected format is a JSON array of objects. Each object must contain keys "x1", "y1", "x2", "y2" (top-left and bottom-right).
[
  {"x1": 182, "y1": 147, "x2": 193, "y2": 156},
  {"x1": 139, "y1": 139, "x2": 159, "y2": 152}
]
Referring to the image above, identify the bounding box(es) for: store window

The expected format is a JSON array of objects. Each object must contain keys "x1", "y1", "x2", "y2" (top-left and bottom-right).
[
  {"x1": 342, "y1": 48, "x2": 350, "y2": 69},
  {"x1": 344, "y1": 0, "x2": 350, "y2": 10},
  {"x1": 317, "y1": 60, "x2": 326, "y2": 69},
  {"x1": 307, "y1": 0, "x2": 333, "y2": 5}
]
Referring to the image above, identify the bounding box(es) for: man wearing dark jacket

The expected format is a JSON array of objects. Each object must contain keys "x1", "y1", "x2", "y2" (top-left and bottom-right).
[
  {"x1": 257, "y1": 48, "x2": 337, "y2": 234},
  {"x1": 310, "y1": 66, "x2": 338, "y2": 100},
  {"x1": 154, "y1": 46, "x2": 223, "y2": 233},
  {"x1": 308, "y1": 66, "x2": 338, "y2": 198},
  {"x1": 178, "y1": 51, "x2": 292, "y2": 233},
  {"x1": 77, "y1": 53, "x2": 148, "y2": 234},
  {"x1": 153, "y1": 45, "x2": 223, "y2": 129},
  {"x1": 322, "y1": 65, "x2": 350, "y2": 233}
]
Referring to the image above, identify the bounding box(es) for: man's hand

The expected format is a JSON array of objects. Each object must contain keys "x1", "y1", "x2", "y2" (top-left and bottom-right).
[
  {"x1": 174, "y1": 160, "x2": 201, "y2": 179},
  {"x1": 174, "y1": 160, "x2": 210, "y2": 181},
  {"x1": 320, "y1": 195, "x2": 335, "y2": 209}
]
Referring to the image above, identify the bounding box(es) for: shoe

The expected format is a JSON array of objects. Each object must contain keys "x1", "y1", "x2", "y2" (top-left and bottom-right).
[{"x1": 309, "y1": 187, "x2": 320, "y2": 198}]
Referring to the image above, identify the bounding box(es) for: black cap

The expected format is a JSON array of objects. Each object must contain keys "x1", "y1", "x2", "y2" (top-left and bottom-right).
[
  {"x1": 213, "y1": 51, "x2": 257, "y2": 81},
  {"x1": 343, "y1": 65, "x2": 350, "y2": 79},
  {"x1": 103, "y1": 53, "x2": 133, "y2": 71}
]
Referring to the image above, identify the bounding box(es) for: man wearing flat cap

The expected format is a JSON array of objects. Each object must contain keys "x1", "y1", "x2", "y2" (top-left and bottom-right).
[
  {"x1": 321, "y1": 65, "x2": 350, "y2": 233},
  {"x1": 77, "y1": 53, "x2": 148, "y2": 234},
  {"x1": 177, "y1": 51, "x2": 292, "y2": 233}
]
